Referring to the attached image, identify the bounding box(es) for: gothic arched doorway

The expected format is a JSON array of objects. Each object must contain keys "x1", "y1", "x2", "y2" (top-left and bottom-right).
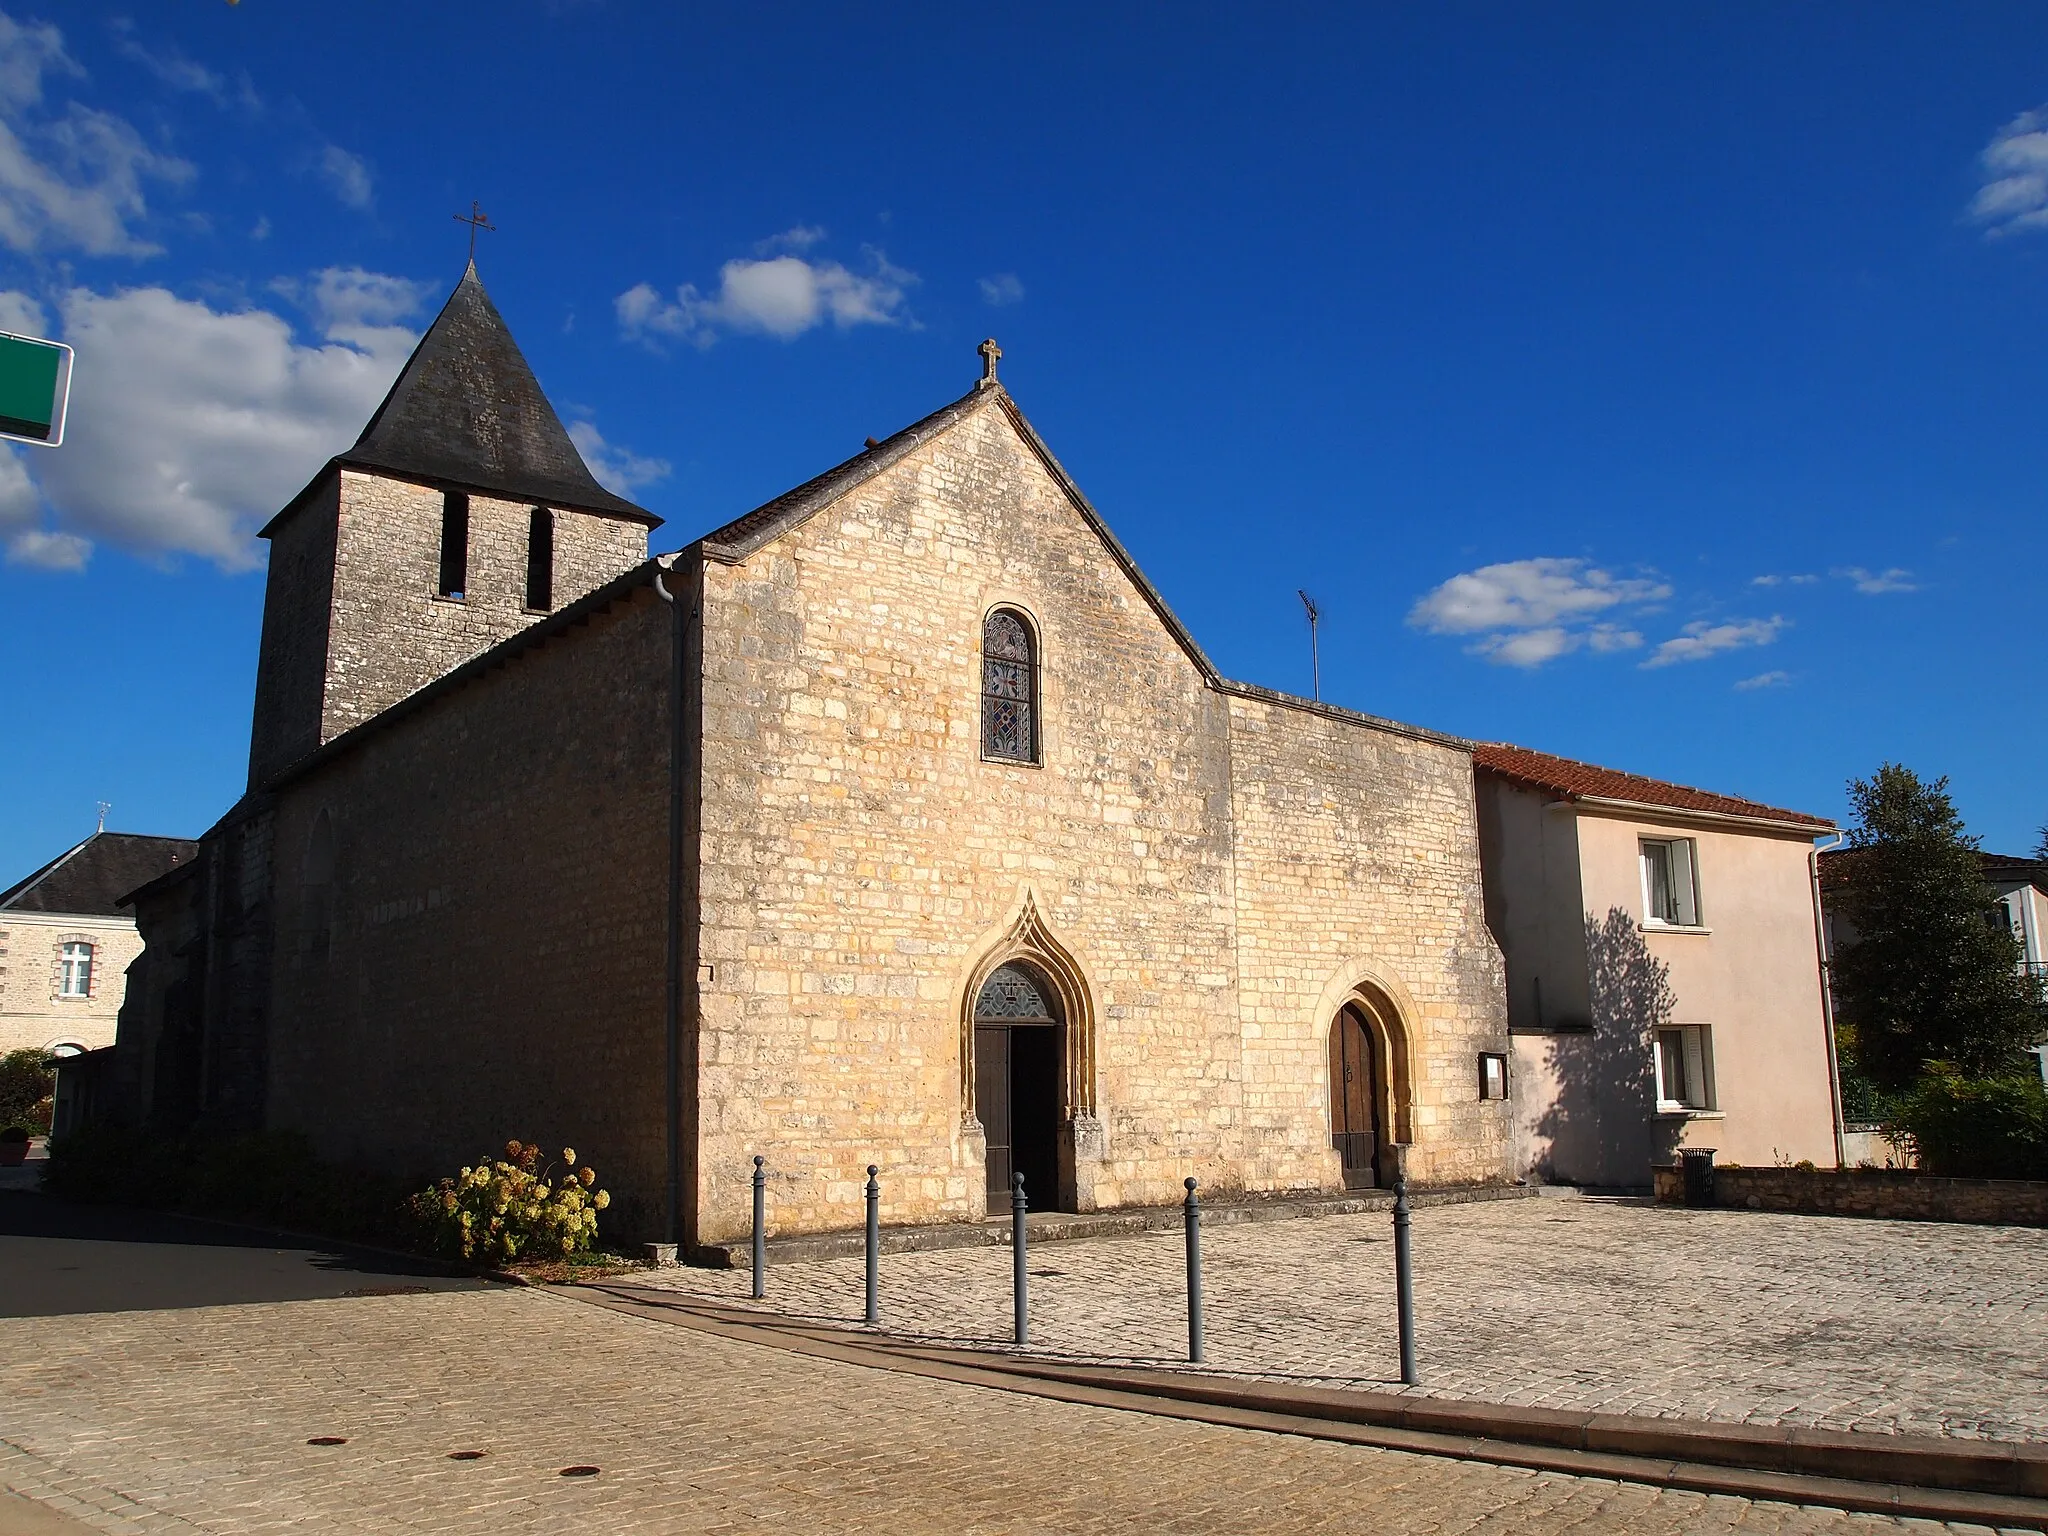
[
  {"x1": 1329, "y1": 1000, "x2": 1386, "y2": 1189},
  {"x1": 973, "y1": 962, "x2": 1065, "y2": 1208}
]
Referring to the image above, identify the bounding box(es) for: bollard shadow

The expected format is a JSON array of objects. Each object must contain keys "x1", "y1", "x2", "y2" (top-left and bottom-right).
[{"x1": 1524, "y1": 908, "x2": 1672, "y2": 1188}]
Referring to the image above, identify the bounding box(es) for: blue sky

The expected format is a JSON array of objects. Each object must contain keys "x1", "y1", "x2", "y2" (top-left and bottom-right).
[{"x1": 1, "y1": 3, "x2": 2046, "y2": 881}]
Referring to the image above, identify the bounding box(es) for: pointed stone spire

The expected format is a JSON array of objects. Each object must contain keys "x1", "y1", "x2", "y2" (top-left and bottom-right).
[{"x1": 339, "y1": 265, "x2": 652, "y2": 522}]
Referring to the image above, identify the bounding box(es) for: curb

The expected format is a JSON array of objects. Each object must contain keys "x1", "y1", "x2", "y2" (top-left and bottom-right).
[{"x1": 566, "y1": 1286, "x2": 2048, "y2": 1530}]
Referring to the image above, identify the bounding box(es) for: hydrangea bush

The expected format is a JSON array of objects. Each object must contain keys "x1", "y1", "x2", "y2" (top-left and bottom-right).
[{"x1": 409, "y1": 1140, "x2": 610, "y2": 1264}]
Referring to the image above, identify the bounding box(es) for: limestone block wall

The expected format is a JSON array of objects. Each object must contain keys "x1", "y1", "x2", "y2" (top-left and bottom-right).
[
  {"x1": 1225, "y1": 693, "x2": 1512, "y2": 1190},
  {"x1": 693, "y1": 401, "x2": 1241, "y2": 1243},
  {"x1": 322, "y1": 472, "x2": 647, "y2": 745},
  {"x1": 249, "y1": 476, "x2": 339, "y2": 785},
  {"x1": 264, "y1": 585, "x2": 671, "y2": 1232},
  {"x1": 0, "y1": 913, "x2": 144, "y2": 1055}
]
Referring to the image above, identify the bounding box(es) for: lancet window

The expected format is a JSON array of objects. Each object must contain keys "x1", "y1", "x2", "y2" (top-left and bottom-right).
[{"x1": 980, "y1": 607, "x2": 1038, "y2": 764}]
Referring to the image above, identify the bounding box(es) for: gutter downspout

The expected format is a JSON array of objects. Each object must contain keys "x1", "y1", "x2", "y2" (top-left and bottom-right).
[
  {"x1": 1808, "y1": 832, "x2": 1847, "y2": 1169},
  {"x1": 653, "y1": 557, "x2": 688, "y2": 1248}
]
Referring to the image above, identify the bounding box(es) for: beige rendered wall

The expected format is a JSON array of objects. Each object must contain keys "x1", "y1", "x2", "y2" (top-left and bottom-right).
[
  {"x1": 1572, "y1": 811, "x2": 1836, "y2": 1171},
  {"x1": 0, "y1": 912, "x2": 141, "y2": 1055},
  {"x1": 693, "y1": 395, "x2": 1510, "y2": 1244}
]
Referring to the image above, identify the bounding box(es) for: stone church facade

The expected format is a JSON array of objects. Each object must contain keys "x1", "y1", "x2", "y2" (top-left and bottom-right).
[{"x1": 108, "y1": 267, "x2": 1512, "y2": 1249}]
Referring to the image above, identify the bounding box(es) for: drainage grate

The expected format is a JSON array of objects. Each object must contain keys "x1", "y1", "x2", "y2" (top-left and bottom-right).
[
  {"x1": 447, "y1": 1450, "x2": 487, "y2": 1461},
  {"x1": 558, "y1": 1465, "x2": 601, "y2": 1478},
  {"x1": 306, "y1": 1437, "x2": 348, "y2": 1446},
  {"x1": 1029, "y1": 1269, "x2": 1065, "y2": 1277}
]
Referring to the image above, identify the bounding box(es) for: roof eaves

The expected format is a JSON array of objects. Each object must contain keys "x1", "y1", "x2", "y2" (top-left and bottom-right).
[
  {"x1": 255, "y1": 556, "x2": 668, "y2": 795},
  {"x1": 1569, "y1": 792, "x2": 1837, "y2": 837}
]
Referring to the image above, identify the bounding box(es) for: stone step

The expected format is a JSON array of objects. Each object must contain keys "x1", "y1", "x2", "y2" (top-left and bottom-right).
[{"x1": 691, "y1": 1182, "x2": 1538, "y2": 1269}]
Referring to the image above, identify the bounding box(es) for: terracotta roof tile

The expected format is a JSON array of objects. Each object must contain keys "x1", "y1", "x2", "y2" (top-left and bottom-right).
[{"x1": 1473, "y1": 743, "x2": 1833, "y2": 829}]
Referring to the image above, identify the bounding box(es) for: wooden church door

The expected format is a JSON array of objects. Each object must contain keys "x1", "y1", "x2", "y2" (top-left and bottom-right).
[
  {"x1": 1330, "y1": 1003, "x2": 1380, "y2": 1189},
  {"x1": 974, "y1": 964, "x2": 1064, "y2": 1209}
]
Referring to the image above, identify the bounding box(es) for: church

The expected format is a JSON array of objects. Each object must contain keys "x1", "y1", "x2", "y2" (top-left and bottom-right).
[{"x1": 106, "y1": 263, "x2": 1514, "y2": 1250}]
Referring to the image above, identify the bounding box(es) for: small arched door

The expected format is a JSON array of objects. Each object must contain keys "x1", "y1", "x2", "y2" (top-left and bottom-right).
[
  {"x1": 974, "y1": 962, "x2": 1064, "y2": 1207},
  {"x1": 1329, "y1": 1002, "x2": 1382, "y2": 1189}
]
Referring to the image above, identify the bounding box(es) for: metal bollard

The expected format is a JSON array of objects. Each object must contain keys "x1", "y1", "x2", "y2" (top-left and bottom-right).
[
  {"x1": 1391, "y1": 1146, "x2": 1418, "y2": 1386},
  {"x1": 1183, "y1": 1176, "x2": 1205, "y2": 1364},
  {"x1": 1011, "y1": 1171, "x2": 1029, "y2": 1346},
  {"x1": 751, "y1": 1154, "x2": 766, "y2": 1300},
  {"x1": 864, "y1": 1164, "x2": 880, "y2": 1325}
]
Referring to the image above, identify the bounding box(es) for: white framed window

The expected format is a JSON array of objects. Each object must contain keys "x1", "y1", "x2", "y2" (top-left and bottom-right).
[
  {"x1": 1640, "y1": 837, "x2": 1701, "y2": 927},
  {"x1": 58, "y1": 941, "x2": 94, "y2": 998},
  {"x1": 1654, "y1": 1024, "x2": 1714, "y2": 1111}
]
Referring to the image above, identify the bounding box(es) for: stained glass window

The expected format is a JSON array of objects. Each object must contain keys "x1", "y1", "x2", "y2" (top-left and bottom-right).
[
  {"x1": 975, "y1": 964, "x2": 1057, "y2": 1021},
  {"x1": 981, "y1": 608, "x2": 1037, "y2": 762}
]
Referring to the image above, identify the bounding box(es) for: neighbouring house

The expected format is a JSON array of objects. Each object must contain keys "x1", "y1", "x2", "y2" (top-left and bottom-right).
[
  {"x1": 0, "y1": 831, "x2": 198, "y2": 1058},
  {"x1": 1472, "y1": 745, "x2": 1839, "y2": 1188},
  {"x1": 103, "y1": 264, "x2": 1517, "y2": 1250}
]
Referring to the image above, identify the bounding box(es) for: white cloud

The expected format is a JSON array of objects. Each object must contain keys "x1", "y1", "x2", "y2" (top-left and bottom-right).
[
  {"x1": 759, "y1": 225, "x2": 824, "y2": 253},
  {"x1": 108, "y1": 19, "x2": 253, "y2": 108},
  {"x1": 567, "y1": 420, "x2": 670, "y2": 497},
  {"x1": 979, "y1": 272, "x2": 1025, "y2": 306},
  {"x1": 272, "y1": 265, "x2": 434, "y2": 352},
  {"x1": 1408, "y1": 557, "x2": 1669, "y2": 667},
  {"x1": 10, "y1": 275, "x2": 423, "y2": 569},
  {"x1": 0, "y1": 11, "x2": 192, "y2": 258},
  {"x1": 1972, "y1": 105, "x2": 2048, "y2": 235},
  {"x1": 317, "y1": 143, "x2": 372, "y2": 210},
  {"x1": 0, "y1": 284, "x2": 44, "y2": 335},
  {"x1": 6, "y1": 525, "x2": 87, "y2": 569},
  {"x1": 617, "y1": 241, "x2": 915, "y2": 346},
  {"x1": 1641, "y1": 616, "x2": 1786, "y2": 669},
  {"x1": 1749, "y1": 572, "x2": 1817, "y2": 587},
  {"x1": 1734, "y1": 670, "x2": 1791, "y2": 691},
  {"x1": 1835, "y1": 565, "x2": 1916, "y2": 595}
]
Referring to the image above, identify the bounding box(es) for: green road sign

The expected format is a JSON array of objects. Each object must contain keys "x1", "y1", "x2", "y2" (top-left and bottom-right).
[{"x1": 0, "y1": 331, "x2": 72, "y2": 447}]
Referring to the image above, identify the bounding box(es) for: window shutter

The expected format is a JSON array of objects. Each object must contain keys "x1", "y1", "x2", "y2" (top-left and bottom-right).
[
  {"x1": 1682, "y1": 1026, "x2": 1707, "y2": 1109},
  {"x1": 85, "y1": 942, "x2": 96, "y2": 998},
  {"x1": 1672, "y1": 840, "x2": 1698, "y2": 926}
]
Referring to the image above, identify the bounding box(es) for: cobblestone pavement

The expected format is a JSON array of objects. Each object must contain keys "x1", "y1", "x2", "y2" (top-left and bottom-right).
[
  {"x1": 638, "y1": 1195, "x2": 2048, "y2": 1443},
  {"x1": 1, "y1": 1284, "x2": 2036, "y2": 1535}
]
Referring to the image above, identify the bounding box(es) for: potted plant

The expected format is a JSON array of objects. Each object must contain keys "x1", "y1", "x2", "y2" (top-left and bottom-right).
[{"x1": 0, "y1": 1126, "x2": 29, "y2": 1167}]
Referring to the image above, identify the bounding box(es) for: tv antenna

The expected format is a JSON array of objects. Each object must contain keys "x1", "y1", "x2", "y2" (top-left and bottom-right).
[{"x1": 1298, "y1": 590, "x2": 1321, "y2": 701}]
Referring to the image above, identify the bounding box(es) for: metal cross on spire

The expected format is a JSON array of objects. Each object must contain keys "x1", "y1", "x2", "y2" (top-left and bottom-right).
[
  {"x1": 453, "y1": 200, "x2": 496, "y2": 263},
  {"x1": 978, "y1": 337, "x2": 1002, "y2": 389}
]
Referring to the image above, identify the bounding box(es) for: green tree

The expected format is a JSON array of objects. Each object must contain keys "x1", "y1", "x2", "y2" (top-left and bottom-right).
[
  {"x1": 1828, "y1": 764, "x2": 2046, "y2": 1091},
  {"x1": 0, "y1": 1048, "x2": 55, "y2": 1134}
]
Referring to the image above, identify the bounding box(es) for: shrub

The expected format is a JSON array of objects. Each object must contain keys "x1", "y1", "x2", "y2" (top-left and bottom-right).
[
  {"x1": 407, "y1": 1140, "x2": 610, "y2": 1265},
  {"x1": 1883, "y1": 1064, "x2": 2048, "y2": 1180},
  {"x1": 0, "y1": 1048, "x2": 55, "y2": 1134}
]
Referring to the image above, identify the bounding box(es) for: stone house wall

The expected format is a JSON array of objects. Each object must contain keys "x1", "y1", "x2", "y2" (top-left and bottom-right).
[
  {"x1": 1653, "y1": 1162, "x2": 2048, "y2": 1226},
  {"x1": 0, "y1": 912, "x2": 145, "y2": 1055}
]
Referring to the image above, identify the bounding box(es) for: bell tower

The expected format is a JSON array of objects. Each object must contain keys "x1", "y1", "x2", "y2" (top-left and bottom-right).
[{"x1": 246, "y1": 263, "x2": 661, "y2": 787}]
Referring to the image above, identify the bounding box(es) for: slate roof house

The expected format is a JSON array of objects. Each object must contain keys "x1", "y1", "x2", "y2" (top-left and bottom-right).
[
  {"x1": 0, "y1": 831, "x2": 197, "y2": 1058},
  {"x1": 1473, "y1": 745, "x2": 1840, "y2": 1188},
  {"x1": 104, "y1": 265, "x2": 1526, "y2": 1249}
]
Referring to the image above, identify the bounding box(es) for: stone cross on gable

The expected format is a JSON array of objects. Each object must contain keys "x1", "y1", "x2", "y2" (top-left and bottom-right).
[{"x1": 978, "y1": 337, "x2": 1002, "y2": 388}]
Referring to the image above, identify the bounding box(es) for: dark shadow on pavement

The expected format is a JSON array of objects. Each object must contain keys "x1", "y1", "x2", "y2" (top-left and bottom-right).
[{"x1": 0, "y1": 1192, "x2": 491, "y2": 1317}]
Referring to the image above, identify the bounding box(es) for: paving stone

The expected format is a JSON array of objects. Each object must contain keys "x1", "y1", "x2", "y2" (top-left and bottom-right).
[
  {"x1": 639, "y1": 1194, "x2": 2048, "y2": 1442},
  {"x1": 0, "y1": 1279, "x2": 2022, "y2": 1534}
]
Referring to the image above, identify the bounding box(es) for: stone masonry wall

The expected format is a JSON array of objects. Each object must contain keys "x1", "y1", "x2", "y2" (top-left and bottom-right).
[
  {"x1": 692, "y1": 395, "x2": 1509, "y2": 1244},
  {"x1": 319, "y1": 472, "x2": 645, "y2": 749},
  {"x1": 248, "y1": 476, "x2": 339, "y2": 786},
  {"x1": 264, "y1": 585, "x2": 672, "y2": 1233},
  {"x1": 1653, "y1": 1162, "x2": 2048, "y2": 1226},
  {"x1": 1225, "y1": 694, "x2": 1512, "y2": 1190},
  {"x1": 0, "y1": 914, "x2": 144, "y2": 1055}
]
